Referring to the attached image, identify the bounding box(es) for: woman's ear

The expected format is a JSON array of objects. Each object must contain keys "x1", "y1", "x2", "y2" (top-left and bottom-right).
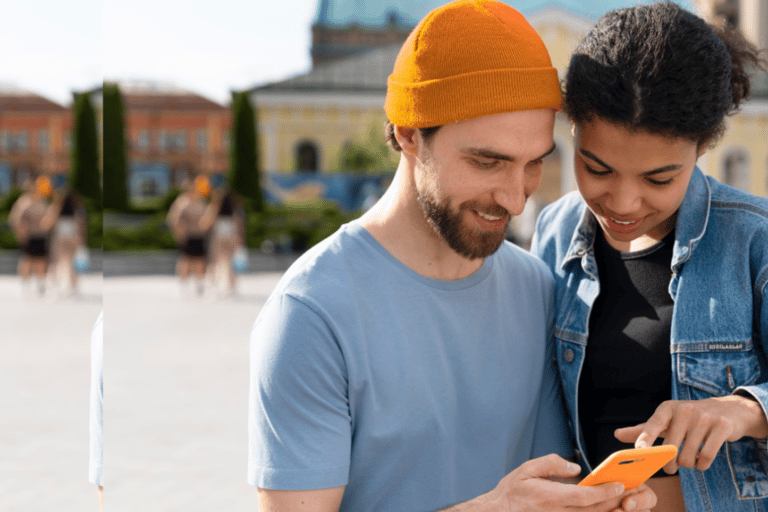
[
  {"x1": 696, "y1": 141, "x2": 709, "y2": 159},
  {"x1": 394, "y1": 126, "x2": 418, "y2": 155}
]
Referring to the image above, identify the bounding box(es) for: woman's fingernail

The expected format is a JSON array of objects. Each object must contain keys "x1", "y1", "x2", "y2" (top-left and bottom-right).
[
  {"x1": 615, "y1": 483, "x2": 625, "y2": 495},
  {"x1": 636, "y1": 440, "x2": 648, "y2": 449},
  {"x1": 568, "y1": 462, "x2": 580, "y2": 472},
  {"x1": 624, "y1": 499, "x2": 636, "y2": 510}
]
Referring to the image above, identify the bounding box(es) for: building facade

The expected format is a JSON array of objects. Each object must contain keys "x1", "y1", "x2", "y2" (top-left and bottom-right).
[
  {"x1": 0, "y1": 85, "x2": 73, "y2": 194},
  {"x1": 117, "y1": 81, "x2": 231, "y2": 201}
]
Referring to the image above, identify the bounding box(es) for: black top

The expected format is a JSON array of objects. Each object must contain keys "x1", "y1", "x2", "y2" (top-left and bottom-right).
[{"x1": 579, "y1": 229, "x2": 676, "y2": 476}]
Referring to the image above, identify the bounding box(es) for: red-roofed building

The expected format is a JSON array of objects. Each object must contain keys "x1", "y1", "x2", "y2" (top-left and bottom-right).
[
  {"x1": 0, "y1": 85, "x2": 73, "y2": 193},
  {"x1": 117, "y1": 81, "x2": 231, "y2": 200}
]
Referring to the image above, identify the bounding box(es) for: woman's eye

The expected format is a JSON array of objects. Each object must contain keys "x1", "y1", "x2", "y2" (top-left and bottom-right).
[
  {"x1": 585, "y1": 165, "x2": 610, "y2": 177},
  {"x1": 648, "y1": 177, "x2": 674, "y2": 186}
]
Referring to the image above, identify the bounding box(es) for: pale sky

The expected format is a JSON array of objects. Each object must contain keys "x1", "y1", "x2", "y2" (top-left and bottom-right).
[
  {"x1": 1, "y1": 0, "x2": 102, "y2": 106},
  {"x1": 2, "y1": 0, "x2": 319, "y2": 107},
  {"x1": 104, "y1": 0, "x2": 319, "y2": 105}
]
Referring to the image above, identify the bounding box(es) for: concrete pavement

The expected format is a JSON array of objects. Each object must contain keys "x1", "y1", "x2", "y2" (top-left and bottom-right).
[
  {"x1": 0, "y1": 273, "x2": 103, "y2": 512},
  {"x1": 106, "y1": 273, "x2": 284, "y2": 511}
]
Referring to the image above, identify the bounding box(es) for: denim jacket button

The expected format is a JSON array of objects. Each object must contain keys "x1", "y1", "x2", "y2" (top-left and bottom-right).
[
  {"x1": 748, "y1": 476, "x2": 756, "y2": 483},
  {"x1": 564, "y1": 349, "x2": 575, "y2": 363}
]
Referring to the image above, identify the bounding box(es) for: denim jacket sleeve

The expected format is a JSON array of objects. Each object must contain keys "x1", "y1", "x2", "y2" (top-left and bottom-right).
[{"x1": 734, "y1": 264, "x2": 768, "y2": 435}]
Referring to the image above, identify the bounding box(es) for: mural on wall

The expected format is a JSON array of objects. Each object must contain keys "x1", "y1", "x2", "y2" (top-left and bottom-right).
[
  {"x1": 263, "y1": 173, "x2": 392, "y2": 212},
  {"x1": 130, "y1": 163, "x2": 171, "y2": 201}
]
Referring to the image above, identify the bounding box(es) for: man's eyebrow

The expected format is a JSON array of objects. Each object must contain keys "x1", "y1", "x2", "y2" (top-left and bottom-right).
[
  {"x1": 578, "y1": 148, "x2": 682, "y2": 175},
  {"x1": 462, "y1": 143, "x2": 557, "y2": 163}
]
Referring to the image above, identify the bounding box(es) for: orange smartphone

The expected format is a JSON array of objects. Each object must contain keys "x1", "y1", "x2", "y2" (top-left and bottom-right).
[{"x1": 578, "y1": 445, "x2": 678, "y2": 490}]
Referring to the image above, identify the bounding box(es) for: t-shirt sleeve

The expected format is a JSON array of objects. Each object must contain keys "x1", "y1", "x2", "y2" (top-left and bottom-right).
[
  {"x1": 529, "y1": 292, "x2": 573, "y2": 460},
  {"x1": 248, "y1": 293, "x2": 351, "y2": 490},
  {"x1": 89, "y1": 310, "x2": 104, "y2": 486}
]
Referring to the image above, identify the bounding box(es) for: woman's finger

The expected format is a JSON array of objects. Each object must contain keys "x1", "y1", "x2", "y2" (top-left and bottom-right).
[{"x1": 696, "y1": 418, "x2": 733, "y2": 471}]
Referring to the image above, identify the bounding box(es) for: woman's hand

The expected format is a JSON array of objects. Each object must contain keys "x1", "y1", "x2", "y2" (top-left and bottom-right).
[{"x1": 614, "y1": 395, "x2": 768, "y2": 473}]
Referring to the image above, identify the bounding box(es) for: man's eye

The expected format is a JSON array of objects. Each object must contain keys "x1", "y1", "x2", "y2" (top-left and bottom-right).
[{"x1": 473, "y1": 159, "x2": 497, "y2": 169}]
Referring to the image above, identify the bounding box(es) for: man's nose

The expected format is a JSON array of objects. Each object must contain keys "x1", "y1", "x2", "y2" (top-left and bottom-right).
[{"x1": 492, "y1": 169, "x2": 528, "y2": 217}]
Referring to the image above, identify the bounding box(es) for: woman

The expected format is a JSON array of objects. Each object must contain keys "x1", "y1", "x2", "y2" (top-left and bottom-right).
[
  {"x1": 51, "y1": 189, "x2": 87, "y2": 296},
  {"x1": 531, "y1": 3, "x2": 768, "y2": 511},
  {"x1": 209, "y1": 188, "x2": 246, "y2": 297}
]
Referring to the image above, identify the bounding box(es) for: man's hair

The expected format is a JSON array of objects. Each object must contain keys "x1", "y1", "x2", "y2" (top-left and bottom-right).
[
  {"x1": 384, "y1": 122, "x2": 441, "y2": 152},
  {"x1": 564, "y1": 2, "x2": 766, "y2": 147}
]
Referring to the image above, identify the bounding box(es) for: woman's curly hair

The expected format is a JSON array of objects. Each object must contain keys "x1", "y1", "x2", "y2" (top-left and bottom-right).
[{"x1": 564, "y1": 2, "x2": 766, "y2": 147}]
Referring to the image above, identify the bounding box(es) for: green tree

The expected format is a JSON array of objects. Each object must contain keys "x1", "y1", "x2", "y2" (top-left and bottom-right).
[
  {"x1": 70, "y1": 91, "x2": 102, "y2": 207},
  {"x1": 229, "y1": 91, "x2": 263, "y2": 211},
  {"x1": 102, "y1": 83, "x2": 129, "y2": 210},
  {"x1": 337, "y1": 123, "x2": 397, "y2": 174}
]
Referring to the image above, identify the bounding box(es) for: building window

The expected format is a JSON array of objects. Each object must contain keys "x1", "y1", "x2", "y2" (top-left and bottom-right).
[
  {"x1": 223, "y1": 132, "x2": 230, "y2": 150},
  {"x1": 138, "y1": 129, "x2": 150, "y2": 152},
  {"x1": 17, "y1": 131, "x2": 29, "y2": 153},
  {"x1": 296, "y1": 141, "x2": 319, "y2": 172},
  {"x1": 38, "y1": 130, "x2": 49, "y2": 153},
  {"x1": 0, "y1": 131, "x2": 9, "y2": 151},
  {"x1": 159, "y1": 129, "x2": 170, "y2": 153},
  {"x1": 197, "y1": 129, "x2": 207, "y2": 152},
  {"x1": 723, "y1": 148, "x2": 750, "y2": 192},
  {"x1": 140, "y1": 177, "x2": 158, "y2": 198},
  {"x1": 65, "y1": 132, "x2": 72, "y2": 150},
  {"x1": 175, "y1": 130, "x2": 187, "y2": 150}
]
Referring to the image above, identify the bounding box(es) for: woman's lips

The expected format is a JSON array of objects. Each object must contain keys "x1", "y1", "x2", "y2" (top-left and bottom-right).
[{"x1": 604, "y1": 214, "x2": 645, "y2": 234}]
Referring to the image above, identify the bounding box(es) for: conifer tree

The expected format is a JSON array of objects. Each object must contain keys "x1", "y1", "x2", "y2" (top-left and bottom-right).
[
  {"x1": 229, "y1": 91, "x2": 263, "y2": 211},
  {"x1": 102, "y1": 83, "x2": 129, "y2": 210},
  {"x1": 70, "y1": 91, "x2": 101, "y2": 206}
]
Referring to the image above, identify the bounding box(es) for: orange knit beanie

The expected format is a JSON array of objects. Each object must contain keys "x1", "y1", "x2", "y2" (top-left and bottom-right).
[{"x1": 385, "y1": 0, "x2": 561, "y2": 128}]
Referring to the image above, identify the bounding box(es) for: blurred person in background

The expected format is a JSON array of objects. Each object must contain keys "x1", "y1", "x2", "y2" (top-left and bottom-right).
[
  {"x1": 9, "y1": 176, "x2": 61, "y2": 296},
  {"x1": 166, "y1": 175, "x2": 218, "y2": 296},
  {"x1": 50, "y1": 188, "x2": 88, "y2": 297},
  {"x1": 209, "y1": 188, "x2": 246, "y2": 297},
  {"x1": 89, "y1": 310, "x2": 103, "y2": 511}
]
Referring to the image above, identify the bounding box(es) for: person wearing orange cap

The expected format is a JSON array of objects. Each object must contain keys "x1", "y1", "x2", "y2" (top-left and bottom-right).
[
  {"x1": 166, "y1": 175, "x2": 218, "y2": 296},
  {"x1": 249, "y1": 1, "x2": 655, "y2": 511},
  {"x1": 9, "y1": 176, "x2": 62, "y2": 295}
]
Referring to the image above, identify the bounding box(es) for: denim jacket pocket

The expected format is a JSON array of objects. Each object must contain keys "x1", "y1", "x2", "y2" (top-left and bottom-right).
[
  {"x1": 677, "y1": 350, "x2": 759, "y2": 399},
  {"x1": 676, "y1": 349, "x2": 768, "y2": 499}
]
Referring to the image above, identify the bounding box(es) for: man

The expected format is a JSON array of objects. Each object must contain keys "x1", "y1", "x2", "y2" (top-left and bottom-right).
[
  {"x1": 9, "y1": 176, "x2": 60, "y2": 295},
  {"x1": 249, "y1": 1, "x2": 656, "y2": 511},
  {"x1": 166, "y1": 175, "x2": 217, "y2": 295}
]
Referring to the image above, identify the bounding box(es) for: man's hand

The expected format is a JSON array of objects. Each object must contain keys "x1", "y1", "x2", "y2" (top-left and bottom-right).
[
  {"x1": 452, "y1": 454, "x2": 657, "y2": 512},
  {"x1": 615, "y1": 395, "x2": 768, "y2": 473}
]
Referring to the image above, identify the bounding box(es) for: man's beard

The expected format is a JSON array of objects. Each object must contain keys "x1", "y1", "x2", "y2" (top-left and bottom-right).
[{"x1": 416, "y1": 188, "x2": 510, "y2": 260}]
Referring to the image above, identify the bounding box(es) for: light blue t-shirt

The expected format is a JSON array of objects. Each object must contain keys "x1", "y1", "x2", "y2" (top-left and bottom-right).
[
  {"x1": 249, "y1": 222, "x2": 571, "y2": 511},
  {"x1": 89, "y1": 310, "x2": 103, "y2": 486}
]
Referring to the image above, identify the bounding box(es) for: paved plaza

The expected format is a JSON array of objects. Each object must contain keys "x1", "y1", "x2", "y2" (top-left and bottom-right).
[
  {"x1": 1, "y1": 270, "x2": 286, "y2": 511},
  {"x1": 0, "y1": 273, "x2": 103, "y2": 512},
  {"x1": 105, "y1": 273, "x2": 284, "y2": 511}
]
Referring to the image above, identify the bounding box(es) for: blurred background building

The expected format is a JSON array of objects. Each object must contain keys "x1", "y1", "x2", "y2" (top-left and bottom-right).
[
  {"x1": 117, "y1": 80, "x2": 230, "y2": 203},
  {"x1": 0, "y1": 84, "x2": 73, "y2": 193}
]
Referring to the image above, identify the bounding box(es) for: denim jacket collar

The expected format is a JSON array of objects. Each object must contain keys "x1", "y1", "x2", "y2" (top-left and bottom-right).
[
  {"x1": 562, "y1": 167, "x2": 712, "y2": 276},
  {"x1": 671, "y1": 167, "x2": 711, "y2": 273}
]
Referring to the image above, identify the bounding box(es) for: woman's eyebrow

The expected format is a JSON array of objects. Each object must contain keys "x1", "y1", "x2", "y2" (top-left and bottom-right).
[{"x1": 578, "y1": 148, "x2": 682, "y2": 175}]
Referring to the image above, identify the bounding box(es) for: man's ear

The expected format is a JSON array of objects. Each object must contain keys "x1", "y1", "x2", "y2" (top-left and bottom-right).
[{"x1": 394, "y1": 126, "x2": 418, "y2": 155}]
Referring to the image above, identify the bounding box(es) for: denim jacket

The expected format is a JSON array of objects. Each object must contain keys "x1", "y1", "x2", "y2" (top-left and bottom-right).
[{"x1": 531, "y1": 168, "x2": 768, "y2": 511}]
